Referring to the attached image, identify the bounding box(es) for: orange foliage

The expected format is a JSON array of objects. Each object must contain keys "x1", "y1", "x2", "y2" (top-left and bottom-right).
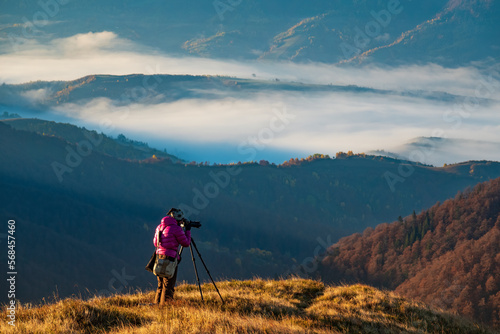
[{"x1": 321, "y1": 178, "x2": 500, "y2": 328}]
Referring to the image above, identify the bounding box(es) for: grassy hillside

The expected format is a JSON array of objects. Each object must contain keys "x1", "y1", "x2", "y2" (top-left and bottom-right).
[{"x1": 2, "y1": 278, "x2": 494, "y2": 334}]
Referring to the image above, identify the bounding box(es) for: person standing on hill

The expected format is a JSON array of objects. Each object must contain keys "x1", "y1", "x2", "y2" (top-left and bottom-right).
[{"x1": 153, "y1": 208, "x2": 191, "y2": 305}]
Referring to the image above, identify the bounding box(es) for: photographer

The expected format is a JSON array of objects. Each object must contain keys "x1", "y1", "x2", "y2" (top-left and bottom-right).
[{"x1": 153, "y1": 208, "x2": 191, "y2": 305}]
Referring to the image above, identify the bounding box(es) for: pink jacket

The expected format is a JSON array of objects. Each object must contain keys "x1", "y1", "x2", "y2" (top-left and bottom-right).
[{"x1": 153, "y1": 216, "x2": 191, "y2": 259}]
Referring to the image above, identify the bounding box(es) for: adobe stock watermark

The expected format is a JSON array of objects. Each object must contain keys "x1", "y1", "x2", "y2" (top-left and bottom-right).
[
  {"x1": 213, "y1": 0, "x2": 243, "y2": 21},
  {"x1": 8, "y1": 0, "x2": 73, "y2": 51},
  {"x1": 237, "y1": 105, "x2": 296, "y2": 162},
  {"x1": 6, "y1": 220, "x2": 17, "y2": 327},
  {"x1": 282, "y1": 234, "x2": 335, "y2": 278},
  {"x1": 385, "y1": 68, "x2": 500, "y2": 192},
  {"x1": 97, "y1": 267, "x2": 136, "y2": 297},
  {"x1": 51, "y1": 65, "x2": 165, "y2": 183},
  {"x1": 51, "y1": 129, "x2": 107, "y2": 183},
  {"x1": 340, "y1": 0, "x2": 405, "y2": 61},
  {"x1": 179, "y1": 104, "x2": 295, "y2": 218}
]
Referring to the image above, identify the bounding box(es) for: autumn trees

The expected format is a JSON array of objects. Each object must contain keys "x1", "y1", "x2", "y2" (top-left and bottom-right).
[{"x1": 320, "y1": 178, "x2": 500, "y2": 327}]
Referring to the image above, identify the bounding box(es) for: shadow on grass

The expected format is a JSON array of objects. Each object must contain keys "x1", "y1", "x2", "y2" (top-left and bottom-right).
[{"x1": 54, "y1": 299, "x2": 149, "y2": 334}]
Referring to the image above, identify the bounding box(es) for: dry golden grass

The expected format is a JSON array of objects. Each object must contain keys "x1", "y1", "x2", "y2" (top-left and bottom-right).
[{"x1": 1, "y1": 278, "x2": 495, "y2": 334}]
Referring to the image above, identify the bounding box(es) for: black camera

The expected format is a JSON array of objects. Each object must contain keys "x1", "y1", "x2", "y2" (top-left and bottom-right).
[{"x1": 180, "y1": 218, "x2": 202, "y2": 229}]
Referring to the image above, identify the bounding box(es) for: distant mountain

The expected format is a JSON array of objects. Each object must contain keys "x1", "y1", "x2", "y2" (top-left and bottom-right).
[
  {"x1": 257, "y1": 0, "x2": 499, "y2": 65},
  {"x1": 2, "y1": 120, "x2": 500, "y2": 305},
  {"x1": 1, "y1": 118, "x2": 182, "y2": 162},
  {"x1": 0, "y1": 74, "x2": 475, "y2": 111},
  {"x1": 0, "y1": 0, "x2": 498, "y2": 66},
  {"x1": 319, "y1": 177, "x2": 500, "y2": 327},
  {"x1": 370, "y1": 137, "x2": 500, "y2": 167}
]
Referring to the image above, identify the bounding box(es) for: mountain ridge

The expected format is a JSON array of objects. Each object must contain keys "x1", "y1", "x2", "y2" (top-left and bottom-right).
[
  {"x1": 0, "y1": 73, "x2": 487, "y2": 111},
  {"x1": 1, "y1": 118, "x2": 182, "y2": 162},
  {"x1": 1, "y1": 0, "x2": 498, "y2": 66}
]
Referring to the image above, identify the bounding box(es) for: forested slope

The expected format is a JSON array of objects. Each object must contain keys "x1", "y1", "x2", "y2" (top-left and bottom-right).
[{"x1": 320, "y1": 178, "x2": 500, "y2": 327}]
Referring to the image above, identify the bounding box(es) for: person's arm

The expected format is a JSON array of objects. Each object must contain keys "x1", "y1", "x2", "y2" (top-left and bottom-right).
[
  {"x1": 175, "y1": 226, "x2": 191, "y2": 247},
  {"x1": 153, "y1": 227, "x2": 158, "y2": 247}
]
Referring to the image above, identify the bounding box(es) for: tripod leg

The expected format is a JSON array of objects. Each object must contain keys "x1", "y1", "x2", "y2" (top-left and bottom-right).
[
  {"x1": 191, "y1": 238, "x2": 224, "y2": 304},
  {"x1": 189, "y1": 244, "x2": 204, "y2": 301}
]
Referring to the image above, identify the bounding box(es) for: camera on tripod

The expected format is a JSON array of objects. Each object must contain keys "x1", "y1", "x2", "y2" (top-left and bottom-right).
[{"x1": 180, "y1": 218, "x2": 202, "y2": 229}]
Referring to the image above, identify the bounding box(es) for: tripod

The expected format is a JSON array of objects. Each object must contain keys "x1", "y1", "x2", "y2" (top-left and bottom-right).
[{"x1": 179, "y1": 237, "x2": 224, "y2": 304}]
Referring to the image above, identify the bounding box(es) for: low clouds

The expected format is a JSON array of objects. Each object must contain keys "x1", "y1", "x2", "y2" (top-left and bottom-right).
[
  {"x1": 1, "y1": 31, "x2": 499, "y2": 164},
  {"x1": 52, "y1": 31, "x2": 127, "y2": 55},
  {"x1": 52, "y1": 90, "x2": 500, "y2": 164},
  {"x1": 382, "y1": 137, "x2": 500, "y2": 166},
  {"x1": 20, "y1": 88, "x2": 51, "y2": 103}
]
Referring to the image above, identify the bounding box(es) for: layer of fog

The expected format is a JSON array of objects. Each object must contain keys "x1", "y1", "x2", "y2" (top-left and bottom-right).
[
  {"x1": 52, "y1": 91, "x2": 500, "y2": 165},
  {"x1": 1, "y1": 31, "x2": 499, "y2": 164},
  {"x1": 376, "y1": 138, "x2": 500, "y2": 166}
]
